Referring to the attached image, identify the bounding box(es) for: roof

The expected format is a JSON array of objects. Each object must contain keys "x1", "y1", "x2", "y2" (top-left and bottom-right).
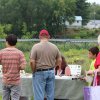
[
  {"x1": 89, "y1": 20, "x2": 100, "y2": 25},
  {"x1": 75, "y1": 16, "x2": 82, "y2": 21}
]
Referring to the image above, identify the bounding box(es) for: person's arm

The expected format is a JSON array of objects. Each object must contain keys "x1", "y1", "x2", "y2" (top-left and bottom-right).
[
  {"x1": 30, "y1": 45, "x2": 37, "y2": 72},
  {"x1": 87, "y1": 66, "x2": 100, "y2": 75},
  {"x1": 94, "y1": 66, "x2": 100, "y2": 74},
  {"x1": 20, "y1": 64, "x2": 26, "y2": 70},
  {"x1": 56, "y1": 57, "x2": 62, "y2": 68},
  {"x1": 30, "y1": 59, "x2": 36, "y2": 72},
  {"x1": 19, "y1": 52, "x2": 26, "y2": 70}
]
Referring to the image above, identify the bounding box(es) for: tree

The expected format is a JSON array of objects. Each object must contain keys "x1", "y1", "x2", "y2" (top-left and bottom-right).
[
  {"x1": 0, "y1": 0, "x2": 76, "y2": 37},
  {"x1": 90, "y1": 3, "x2": 100, "y2": 20},
  {"x1": 75, "y1": 0, "x2": 90, "y2": 25},
  {"x1": 42, "y1": 0, "x2": 76, "y2": 35}
]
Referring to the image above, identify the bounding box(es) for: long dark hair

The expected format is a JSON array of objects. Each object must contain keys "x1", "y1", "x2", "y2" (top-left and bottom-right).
[{"x1": 55, "y1": 56, "x2": 68, "y2": 74}]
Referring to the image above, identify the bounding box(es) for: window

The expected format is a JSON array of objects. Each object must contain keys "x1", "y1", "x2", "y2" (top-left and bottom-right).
[{"x1": 77, "y1": 20, "x2": 79, "y2": 23}]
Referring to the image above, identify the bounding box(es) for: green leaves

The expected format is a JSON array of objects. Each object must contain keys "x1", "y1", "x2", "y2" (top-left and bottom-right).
[
  {"x1": 0, "y1": 0, "x2": 93, "y2": 38},
  {"x1": 75, "y1": 0, "x2": 90, "y2": 24}
]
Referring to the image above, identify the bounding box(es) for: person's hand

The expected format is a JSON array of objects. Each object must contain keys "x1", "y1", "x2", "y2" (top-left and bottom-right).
[
  {"x1": 86, "y1": 70, "x2": 94, "y2": 75},
  {"x1": 57, "y1": 69, "x2": 62, "y2": 76},
  {"x1": 79, "y1": 77, "x2": 86, "y2": 81}
]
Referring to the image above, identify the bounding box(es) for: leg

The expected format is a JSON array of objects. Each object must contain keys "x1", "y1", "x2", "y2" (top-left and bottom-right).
[
  {"x1": 32, "y1": 72, "x2": 46, "y2": 100},
  {"x1": 2, "y1": 84, "x2": 11, "y2": 100},
  {"x1": 44, "y1": 98, "x2": 47, "y2": 100},
  {"x1": 45, "y1": 70, "x2": 55, "y2": 100},
  {"x1": 11, "y1": 85, "x2": 21, "y2": 100}
]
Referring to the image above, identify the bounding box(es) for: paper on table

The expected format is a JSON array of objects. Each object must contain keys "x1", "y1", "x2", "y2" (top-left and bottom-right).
[{"x1": 68, "y1": 65, "x2": 81, "y2": 76}]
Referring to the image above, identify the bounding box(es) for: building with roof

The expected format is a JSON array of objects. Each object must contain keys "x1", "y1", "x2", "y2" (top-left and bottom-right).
[
  {"x1": 65, "y1": 16, "x2": 82, "y2": 28},
  {"x1": 85, "y1": 20, "x2": 100, "y2": 29}
]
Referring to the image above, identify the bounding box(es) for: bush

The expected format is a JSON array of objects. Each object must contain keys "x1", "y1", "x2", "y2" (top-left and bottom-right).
[{"x1": 64, "y1": 28, "x2": 100, "y2": 39}]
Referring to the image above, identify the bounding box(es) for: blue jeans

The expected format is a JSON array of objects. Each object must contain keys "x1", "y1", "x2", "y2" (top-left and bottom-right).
[{"x1": 32, "y1": 69, "x2": 55, "y2": 100}]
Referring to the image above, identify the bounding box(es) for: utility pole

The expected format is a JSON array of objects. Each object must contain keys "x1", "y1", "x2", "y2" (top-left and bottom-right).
[{"x1": 93, "y1": 2, "x2": 96, "y2": 28}]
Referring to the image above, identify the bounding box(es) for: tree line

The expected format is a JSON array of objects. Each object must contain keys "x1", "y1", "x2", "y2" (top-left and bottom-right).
[{"x1": 0, "y1": 0, "x2": 99, "y2": 38}]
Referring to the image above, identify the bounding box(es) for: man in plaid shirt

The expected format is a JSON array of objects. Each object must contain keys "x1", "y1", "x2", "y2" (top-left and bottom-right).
[{"x1": 0, "y1": 34, "x2": 26, "y2": 100}]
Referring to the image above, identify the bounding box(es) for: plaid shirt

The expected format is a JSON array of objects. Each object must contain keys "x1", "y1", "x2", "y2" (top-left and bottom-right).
[{"x1": 0, "y1": 47, "x2": 26, "y2": 85}]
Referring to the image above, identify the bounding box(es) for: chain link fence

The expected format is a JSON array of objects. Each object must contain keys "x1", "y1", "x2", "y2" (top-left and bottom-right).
[{"x1": 0, "y1": 38, "x2": 97, "y2": 49}]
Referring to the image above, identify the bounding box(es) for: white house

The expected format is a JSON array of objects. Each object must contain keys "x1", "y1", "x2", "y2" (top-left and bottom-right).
[
  {"x1": 85, "y1": 20, "x2": 100, "y2": 29},
  {"x1": 65, "y1": 16, "x2": 82, "y2": 28}
]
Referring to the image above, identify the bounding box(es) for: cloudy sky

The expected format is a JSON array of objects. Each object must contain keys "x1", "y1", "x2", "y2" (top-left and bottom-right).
[{"x1": 87, "y1": 0, "x2": 100, "y2": 4}]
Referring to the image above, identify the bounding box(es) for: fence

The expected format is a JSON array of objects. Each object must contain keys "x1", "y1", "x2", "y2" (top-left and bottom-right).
[{"x1": 17, "y1": 39, "x2": 98, "y2": 52}]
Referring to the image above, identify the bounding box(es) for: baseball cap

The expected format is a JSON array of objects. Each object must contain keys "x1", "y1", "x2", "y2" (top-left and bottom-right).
[{"x1": 39, "y1": 29, "x2": 50, "y2": 37}]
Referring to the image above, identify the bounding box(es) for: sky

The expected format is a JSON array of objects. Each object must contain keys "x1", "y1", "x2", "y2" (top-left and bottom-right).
[{"x1": 87, "y1": 0, "x2": 100, "y2": 4}]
